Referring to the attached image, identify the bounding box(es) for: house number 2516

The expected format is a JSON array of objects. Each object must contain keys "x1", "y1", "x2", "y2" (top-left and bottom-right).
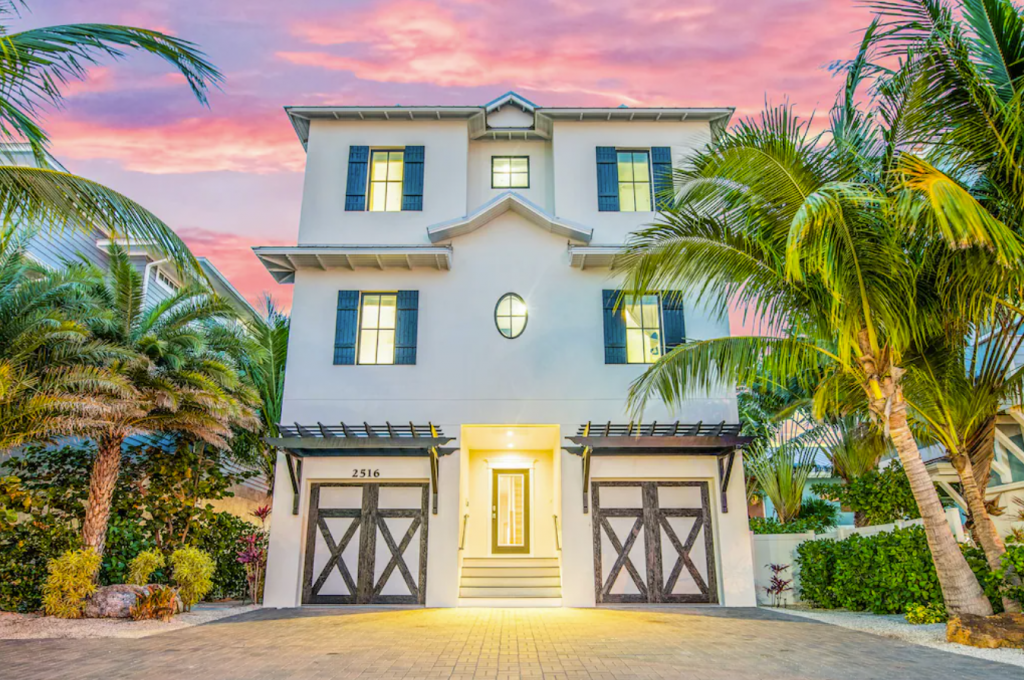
[{"x1": 352, "y1": 469, "x2": 380, "y2": 478}]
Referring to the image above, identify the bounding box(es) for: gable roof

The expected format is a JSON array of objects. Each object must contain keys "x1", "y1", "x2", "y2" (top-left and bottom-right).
[
  {"x1": 426, "y1": 191, "x2": 592, "y2": 244},
  {"x1": 484, "y1": 91, "x2": 538, "y2": 113}
]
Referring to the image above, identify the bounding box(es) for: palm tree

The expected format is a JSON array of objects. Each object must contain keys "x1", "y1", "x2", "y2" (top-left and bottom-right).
[
  {"x1": 78, "y1": 246, "x2": 258, "y2": 555},
  {"x1": 615, "y1": 28, "x2": 1011, "y2": 614},
  {"x1": 0, "y1": 224, "x2": 132, "y2": 450},
  {"x1": 0, "y1": 1, "x2": 221, "y2": 276},
  {"x1": 239, "y1": 296, "x2": 290, "y2": 488},
  {"x1": 858, "y1": 0, "x2": 1024, "y2": 605}
]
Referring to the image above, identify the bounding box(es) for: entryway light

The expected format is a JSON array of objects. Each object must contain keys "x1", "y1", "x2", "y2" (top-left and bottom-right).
[
  {"x1": 507, "y1": 442, "x2": 514, "y2": 448},
  {"x1": 506, "y1": 430, "x2": 513, "y2": 437}
]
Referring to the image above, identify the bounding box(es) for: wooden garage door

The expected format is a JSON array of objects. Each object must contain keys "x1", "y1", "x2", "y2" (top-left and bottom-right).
[
  {"x1": 302, "y1": 482, "x2": 428, "y2": 605},
  {"x1": 591, "y1": 481, "x2": 718, "y2": 604}
]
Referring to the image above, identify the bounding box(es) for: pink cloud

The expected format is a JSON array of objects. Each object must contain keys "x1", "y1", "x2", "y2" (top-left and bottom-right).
[
  {"x1": 281, "y1": 0, "x2": 872, "y2": 114},
  {"x1": 178, "y1": 226, "x2": 293, "y2": 309},
  {"x1": 46, "y1": 115, "x2": 304, "y2": 174}
]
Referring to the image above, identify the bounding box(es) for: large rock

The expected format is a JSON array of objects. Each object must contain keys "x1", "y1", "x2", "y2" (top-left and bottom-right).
[
  {"x1": 84, "y1": 585, "x2": 183, "y2": 619},
  {"x1": 947, "y1": 612, "x2": 1024, "y2": 649}
]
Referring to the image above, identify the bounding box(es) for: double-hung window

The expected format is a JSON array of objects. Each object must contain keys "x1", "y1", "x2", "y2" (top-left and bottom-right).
[
  {"x1": 492, "y1": 156, "x2": 529, "y2": 188},
  {"x1": 369, "y1": 150, "x2": 404, "y2": 212},
  {"x1": 358, "y1": 293, "x2": 397, "y2": 365},
  {"x1": 623, "y1": 294, "x2": 662, "y2": 363},
  {"x1": 617, "y1": 151, "x2": 652, "y2": 212}
]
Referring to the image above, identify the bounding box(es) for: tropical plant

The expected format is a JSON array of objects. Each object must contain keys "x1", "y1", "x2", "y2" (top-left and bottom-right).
[
  {"x1": 129, "y1": 584, "x2": 177, "y2": 621},
  {"x1": 616, "y1": 19, "x2": 1011, "y2": 614},
  {"x1": 0, "y1": 226, "x2": 134, "y2": 451},
  {"x1": 231, "y1": 295, "x2": 289, "y2": 488},
  {"x1": 746, "y1": 446, "x2": 818, "y2": 524},
  {"x1": 42, "y1": 548, "x2": 100, "y2": 619},
  {"x1": 813, "y1": 463, "x2": 921, "y2": 527},
  {"x1": 127, "y1": 549, "x2": 164, "y2": 586},
  {"x1": 762, "y1": 563, "x2": 794, "y2": 607},
  {"x1": 0, "y1": 0, "x2": 220, "y2": 275},
  {"x1": 76, "y1": 245, "x2": 259, "y2": 556},
  {"x1": 905, "y1": 602, "x2": 947, "y2": 624},
  {"x1": 170, "y1": 546, "x2": 214, "y2": 611}
]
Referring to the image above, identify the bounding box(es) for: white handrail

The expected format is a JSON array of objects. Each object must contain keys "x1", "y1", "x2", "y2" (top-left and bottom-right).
[
  {"x1": 459, "y1": 513, "x2": 469, "y2": 550},
  {"x1": 553, "y1": 514, "x2": 561, "y2": 551}
]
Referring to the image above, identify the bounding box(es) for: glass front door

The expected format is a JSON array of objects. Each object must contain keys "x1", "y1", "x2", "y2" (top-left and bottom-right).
[{"x1": 491, "y1": 469, "x2": 530, "y2": 554}]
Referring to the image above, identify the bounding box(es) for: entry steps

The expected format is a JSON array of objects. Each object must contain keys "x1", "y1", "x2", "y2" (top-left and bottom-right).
[{"x1": 458, "y1": 557, "x2": 561, "y2": 606}]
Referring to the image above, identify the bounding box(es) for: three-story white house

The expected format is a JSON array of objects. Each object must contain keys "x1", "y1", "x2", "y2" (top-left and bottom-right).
[{"x1": 258, "y1": 92, "x2": 757, "y2": 608}]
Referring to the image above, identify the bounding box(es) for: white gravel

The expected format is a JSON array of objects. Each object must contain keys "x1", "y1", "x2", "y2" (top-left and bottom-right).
[
  {"x1": 774, "y1": 606, "x2": 1024, "y2": 669},
  {"x1": 0, "y1": 602, "x2": 259, "y2": 639}
]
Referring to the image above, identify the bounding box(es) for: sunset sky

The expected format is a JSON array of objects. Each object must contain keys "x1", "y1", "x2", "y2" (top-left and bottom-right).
[{"x1": 18, "y1": 0, "x2": 875, "y2": 311}]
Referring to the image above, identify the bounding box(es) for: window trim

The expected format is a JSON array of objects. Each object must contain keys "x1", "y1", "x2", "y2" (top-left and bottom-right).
[
  {"x1": 491, "y1": 155, "x2": 531, "y2": 190},
  {"x1": 616, "y1": 148, "x2": 654, "y2": 213},
  {"x1": 367, "y1": 148, "x2": 405, "y2": 212},
  {"x1": 624, "y1": 293, "x2": 664, "y2": 364},
  {"x1": 494, "y1": 292, "x2": 528, "y2": 339},
  {"x1": 356, "y1": 291, "x2": 399, "y2": 365}
]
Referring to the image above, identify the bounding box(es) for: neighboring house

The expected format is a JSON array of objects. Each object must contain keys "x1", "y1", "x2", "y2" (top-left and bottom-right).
[
  {"x1": 3, "y1": 143, "x2": 268, "y2": 509},
  {"x1": 256, "y1": 92, "x2": 757, "y2": 608},
  {"x1": 926, "y1": 410, "x2": 1024, "y2": 537}
]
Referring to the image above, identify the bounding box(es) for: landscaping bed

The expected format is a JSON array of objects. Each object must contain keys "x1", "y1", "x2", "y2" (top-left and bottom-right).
[
  {"x1": 0, "y1": 602, "x2": 258, "y2": 639},
  {"x1": 775, "y1": 606, "x2": 1024, "y2": 669}
]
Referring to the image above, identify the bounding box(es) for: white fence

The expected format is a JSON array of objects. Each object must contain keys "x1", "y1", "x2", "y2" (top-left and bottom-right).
[{"x1": 751, "y1": 508, "x2": 965, "y2": 605}]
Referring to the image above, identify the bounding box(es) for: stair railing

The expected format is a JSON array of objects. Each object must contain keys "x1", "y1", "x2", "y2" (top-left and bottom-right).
[
  {"x1": 553, "y1": 514, "x2": 561, "y2": 551},
  {"x1": 459, "y1": 513, "x2": 469, "y2": 550}
]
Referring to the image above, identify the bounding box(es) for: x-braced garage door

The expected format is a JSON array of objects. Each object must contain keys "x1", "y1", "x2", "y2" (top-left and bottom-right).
[
  {"x1": 591, "y1": 481, "x2": 718, "y2": 604},
  {"x1": 302, "y1": 482, "x2": 428, "y2": 605}
]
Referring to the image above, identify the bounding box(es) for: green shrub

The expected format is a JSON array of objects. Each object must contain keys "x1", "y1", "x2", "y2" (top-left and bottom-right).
[
  {"x1": 170, "y1": 547, "x2": 215, "y2": 611},
  {"x1": 42, "y1": 549, "x2": 101, "y2": 619},
  {"x1": 795, "y1": 525, "x2": 1019, "y2": 614},
  {"x1": 905, "y1": 602, "x2": 947, "y2": 624},
  {"x1": 812, "y1": 464, "x2": 920, "y2": 526},
  {"x1": 128, "y1": 549, "x2": 165, "y2": 586},
  {"x1": 189, "y1": 512, "x2": 256, "y2": 600},
  {"x1": 1004, "y1": 544, "x2": 1024, "y2": 605}
]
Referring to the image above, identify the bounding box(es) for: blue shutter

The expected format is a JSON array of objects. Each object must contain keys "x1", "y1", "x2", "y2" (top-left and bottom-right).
[
  {"x1": 334, "y1": 291, "x2": 360, "y2": 365},
  {"x1": 603, "y1": 290, "x2": 627, "y2": 364},
  {"x1": 394, "y1": 290, "x2": 419, "y2": 365},
  {"x1": 662, "y1": 293, "x2": 686, "y2": 352},
  {"x1": 402, "y1": 146, "x2": 424, "y2": 211},
  {"x1": 651, "y1": 147, "x2": 673, "y2": 211},
  {"x1": 596, "y1": 147, "x2": 620, "y2": 212},
  {"x1": 345, "y1": 146, "x2": 369, "y2": 211}
]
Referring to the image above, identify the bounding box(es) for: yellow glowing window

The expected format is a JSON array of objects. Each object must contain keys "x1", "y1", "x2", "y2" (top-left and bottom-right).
[
  {"x1": 357, "y1": 293, "x2": 397, "y2": 364},
  {"x1": 624, "y1": 294, "x2": 661, "y2": 364},
  {"x1": 618, "y1": 151, "x2": 652, "y2": 212},
  {"x1": 492, "y1": 156, "x2": 529, "y2": 189},
  {"x1": 368, "y1": 150, "x2": 404, "y2": 212}
]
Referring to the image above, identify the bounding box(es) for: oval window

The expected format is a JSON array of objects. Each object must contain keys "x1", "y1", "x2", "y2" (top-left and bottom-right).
[{"x1": 495, "y1": 293, "x2": 528, "y2": 339}]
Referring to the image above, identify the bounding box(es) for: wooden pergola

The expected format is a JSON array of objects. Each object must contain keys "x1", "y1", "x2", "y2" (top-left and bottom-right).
[
  {"x1": 565, "y1": 421, "x2": 753, "y2": 514},
  {"x1": 267, "y1": 422, "x2": 455, "y2": 515}
]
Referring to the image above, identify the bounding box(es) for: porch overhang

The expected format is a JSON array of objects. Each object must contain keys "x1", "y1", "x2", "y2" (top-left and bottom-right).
[
  {"x1": 266, "y1": 422, "x2": 454, "y2": 515},
  {"x1": 565, "y1": 421, "x2": 752, "y2": 514},
  {"x1": 253, "y1": 245, "x2": 452, "y2": 284},
  {"x1": 426, "y1": 191, "x2": 593, "y2": 244},
  {"x1": 568, "y1": 245, "x2": 625, "y2": 269}
]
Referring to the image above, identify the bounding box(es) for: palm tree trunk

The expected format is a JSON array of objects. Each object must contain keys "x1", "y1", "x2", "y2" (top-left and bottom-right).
[
  {"x1": 949, "y1": 448, "x2": 1020, "y2": 613},
  {"x1": 856, "y1": 336, "x2": 992, "y2": 616},
  {"x1": 81, "y1": 433, "x2": 125, "y2": 557},
  {"x1": 967, "y1": 416, "x2": 995, "y2": 491}
]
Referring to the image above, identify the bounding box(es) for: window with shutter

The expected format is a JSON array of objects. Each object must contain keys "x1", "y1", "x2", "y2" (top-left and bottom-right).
[
  {"x1": 402, "y1": 146, "x2": 424, "y2": 211},
  {"x1": 651, "y1": 147, "x2": 672, "y2": 210},
  {"x1": 661, "y1": 293, "x2": 686, "y2": 352},
  {"x1": 394, "y1": 290, "x2": 419, "y2": 364}
]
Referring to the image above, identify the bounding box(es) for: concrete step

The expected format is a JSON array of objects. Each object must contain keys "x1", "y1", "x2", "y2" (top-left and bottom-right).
[
  {"x1": 461, "y1": 567, "x2": 560, "y2": 578},
  {"x1": 458, "y1": 597, "x2": 563, "y2": 608},
  {"x1": 458, "y1": 586, "x2": 562, "y2": 598},
  {"x1": 460, "y1": 576, "x2": 561, "y2": 587},
  {"x1": 461, "y1": 557, "x2": 559, "y2": 568}
]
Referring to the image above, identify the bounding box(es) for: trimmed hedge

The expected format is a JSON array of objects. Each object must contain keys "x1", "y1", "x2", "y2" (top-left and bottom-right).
[{"x1": 794, "y1": 525, "x2": 1020, "y2": 614}]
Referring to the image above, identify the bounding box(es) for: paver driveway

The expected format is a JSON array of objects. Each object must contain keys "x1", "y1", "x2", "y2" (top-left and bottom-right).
[{"x1": 0, "y1": 606, "x2": 1019, "y2": 680}]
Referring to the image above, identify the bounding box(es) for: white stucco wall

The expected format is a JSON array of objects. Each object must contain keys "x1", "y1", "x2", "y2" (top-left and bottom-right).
[{"x1": 467, "y1": 140, "x2": 553, "y2": 212}]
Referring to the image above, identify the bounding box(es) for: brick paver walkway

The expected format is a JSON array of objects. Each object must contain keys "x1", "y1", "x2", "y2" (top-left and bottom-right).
[{"x1": 0, "y1": 606, "x2": 1019, "y2": 679}]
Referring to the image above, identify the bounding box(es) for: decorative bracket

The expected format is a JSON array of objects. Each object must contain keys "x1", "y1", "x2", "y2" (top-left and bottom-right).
[
  {"x1": 429, "y1": 423, "x2": 440, "y2": 514},
  {"x1": 285, "y1": 451, "x2": 303, "y2": 515},
  {"x1": 581, "y1": 421, "x2": 592, "y2": 513},
  {"x1": 717, "y1": 449, "x2": 736, "y2": 513}
]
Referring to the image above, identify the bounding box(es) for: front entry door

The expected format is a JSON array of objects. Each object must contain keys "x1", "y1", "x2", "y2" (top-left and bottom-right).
[
  {"x1": 302, "y1": 482, "x2": 428, "y2": 605},
  {"x1": 491, "y1": 469, "x2": 530, "y2": 554}
]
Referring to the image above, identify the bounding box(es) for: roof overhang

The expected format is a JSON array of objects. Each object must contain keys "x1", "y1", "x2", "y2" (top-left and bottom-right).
[
  {"x1": 198, "y1": 257, "x2": 260, "y2": 323},
  {"x1": 538, "y1": 107, "x2": 734, "y2": 123},
  {"x1": 566, "y1": 435, "x2": 752, "y2": 455},
  {"x1": 284, "y1": 105, "x2": 483, "y2": 149},
  {"x1": 253, "y1": 244, "x2": 452, "y2": 284},
  {"x1": 568, "y1": 245, "x2": 626, "y2": 269},
  {"x1": 427, "y1": 191, "x2": 592, "y2": 244}
]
